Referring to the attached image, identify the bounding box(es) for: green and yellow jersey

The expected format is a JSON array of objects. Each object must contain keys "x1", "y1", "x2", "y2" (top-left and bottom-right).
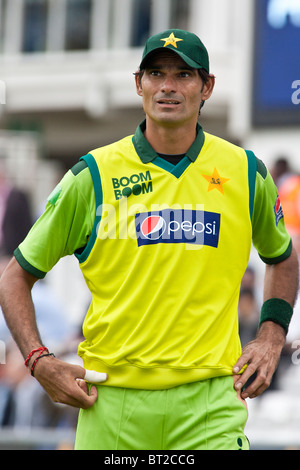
[{"x1": 15, "y1": 121, "x2": 291, "y2": 390}]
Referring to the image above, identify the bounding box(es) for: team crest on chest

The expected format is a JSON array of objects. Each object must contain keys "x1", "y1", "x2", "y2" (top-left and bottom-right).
[{"x1": 202, "y1": 168, "x2": 230, "y2": 195}]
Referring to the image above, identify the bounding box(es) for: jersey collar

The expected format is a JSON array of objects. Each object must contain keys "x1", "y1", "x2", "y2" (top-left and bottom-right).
[{"x1": 132, "y1": 120, "x2": 205, "y2": 164}]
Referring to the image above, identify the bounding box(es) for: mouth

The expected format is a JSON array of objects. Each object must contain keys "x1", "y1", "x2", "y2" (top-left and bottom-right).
[
  {"x1": 156, "y1": 99, "x2": 182, "y2": 111},
  {"x1": 157, "y1": 99, "x2": 180, "y2": 105}
]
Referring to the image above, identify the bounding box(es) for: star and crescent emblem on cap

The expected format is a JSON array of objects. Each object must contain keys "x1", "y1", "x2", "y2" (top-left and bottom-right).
[{"x1": 160, "y1": 32, "x2": 183, "y2": 48}]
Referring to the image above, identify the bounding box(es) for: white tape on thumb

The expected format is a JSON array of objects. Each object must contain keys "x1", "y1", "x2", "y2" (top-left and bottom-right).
[{"x1": 84, "y1": 370, "x2": 108, "y2": 383}]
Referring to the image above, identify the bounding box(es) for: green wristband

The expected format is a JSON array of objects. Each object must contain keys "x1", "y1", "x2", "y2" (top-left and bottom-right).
[{"x1": 259, "y1": 298, "x2": 293, "y2": 333}]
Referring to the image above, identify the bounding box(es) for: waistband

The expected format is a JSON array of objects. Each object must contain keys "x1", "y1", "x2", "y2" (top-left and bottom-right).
[{"x1": 81, "y1": 355, "x2": 233, "y2": 390}]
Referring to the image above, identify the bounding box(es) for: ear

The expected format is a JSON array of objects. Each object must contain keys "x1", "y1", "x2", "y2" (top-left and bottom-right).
[
  {"x1": 135, "y1": 71, "x2": 143, "y2": 97},
  {"x1": 201, "y1": 74, "x2": 215, "y2": 102}
]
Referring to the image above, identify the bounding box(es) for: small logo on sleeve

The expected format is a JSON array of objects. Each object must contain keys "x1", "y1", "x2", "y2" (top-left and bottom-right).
[{"x1": 274, "y1": 195, "x2": 284, "y2": 226}]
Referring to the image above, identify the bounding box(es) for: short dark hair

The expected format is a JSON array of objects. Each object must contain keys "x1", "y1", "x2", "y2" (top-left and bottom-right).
[
  {"x1": 198, "y1": 69, "x2": 210, "y2": 84},
  {"x1": 198, "y1": 69, "x2": 210, "y2": 113}
]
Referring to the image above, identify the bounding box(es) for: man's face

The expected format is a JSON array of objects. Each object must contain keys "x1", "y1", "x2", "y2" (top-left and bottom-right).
[{"x1": 135, "y1": 50, "x2": 214, "y2": 128}]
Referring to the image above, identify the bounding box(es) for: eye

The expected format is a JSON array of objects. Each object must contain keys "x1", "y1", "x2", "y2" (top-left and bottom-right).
[
  {"x1": 179, "y1": 71, "x2": 192, "y2": 78},
  {"x1": 149, "y1": 70, "x2": 162, "y2": 77}
]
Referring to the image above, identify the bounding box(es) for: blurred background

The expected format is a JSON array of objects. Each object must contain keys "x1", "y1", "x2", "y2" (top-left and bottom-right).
[{"x1": 0, "y1": 0, "x2": 299, "y2": 450}]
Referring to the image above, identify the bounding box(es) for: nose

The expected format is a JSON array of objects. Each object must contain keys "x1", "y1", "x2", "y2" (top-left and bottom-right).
[{"x1": 161, "y1": 74, "x2": 177, "y2": 94}]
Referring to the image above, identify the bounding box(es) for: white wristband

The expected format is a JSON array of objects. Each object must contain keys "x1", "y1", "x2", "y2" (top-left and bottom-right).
[{"x1": 84, "y1": 369, "x2": 108, "y2": 383}]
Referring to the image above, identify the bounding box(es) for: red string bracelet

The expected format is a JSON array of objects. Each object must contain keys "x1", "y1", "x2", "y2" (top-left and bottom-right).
[
  {"x1": 24, "y1": 347, "x2": 49, "y2": 367},
  {"x1": 30, "y1": 352, "x2": 55, "y2": 377}
]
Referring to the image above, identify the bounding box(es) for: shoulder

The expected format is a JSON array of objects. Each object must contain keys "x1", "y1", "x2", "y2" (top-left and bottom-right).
[
  {"x1": 88, "y1": 135, "x2": 134, "y2": 162},
  {"x1": 203, "y1": 132, "x2": 250, "y2": 162},
  {"x1": 46, "y1": 159, "x2": 93, "y2": 207}
]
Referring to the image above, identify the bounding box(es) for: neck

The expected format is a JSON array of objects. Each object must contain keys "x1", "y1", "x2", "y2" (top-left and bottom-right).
[{"x1": 144, "y1": 118, "x2": 198, "y2": 155}]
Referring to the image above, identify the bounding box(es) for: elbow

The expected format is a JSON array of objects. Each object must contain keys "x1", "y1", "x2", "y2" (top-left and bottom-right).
[{"x1": 0, "y1": 257, "x2": 37, "y2": 295}]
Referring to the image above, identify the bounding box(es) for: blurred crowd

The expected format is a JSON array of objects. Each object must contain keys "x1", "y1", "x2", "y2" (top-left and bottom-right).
[{"x1": 0, "y1": 155, "x2": 300, "y2": 449}]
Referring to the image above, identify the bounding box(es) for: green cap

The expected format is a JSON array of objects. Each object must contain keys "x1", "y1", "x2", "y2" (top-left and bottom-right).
[{"x1": 139, "y1": 29, "x2": 209, "y2": 73}]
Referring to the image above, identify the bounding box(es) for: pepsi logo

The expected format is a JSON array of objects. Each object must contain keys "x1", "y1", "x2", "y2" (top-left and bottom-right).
[
  {"x1": 136, "y1": 209, "x2": 221, "y2": 247},
  {"x1": 141, "y1": 215, "x2": 166, "y2": 239},
  {"x1": 275, "y1": 195, "x2": 281, "y2": 214},
  {"x1": 274, "y1": 195, "x2": 284, "y2": 226}
]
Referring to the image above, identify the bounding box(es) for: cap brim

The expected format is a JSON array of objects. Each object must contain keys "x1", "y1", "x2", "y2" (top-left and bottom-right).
[{"x1": 139, "y1": 48, "x2": 206, "y2": 71}]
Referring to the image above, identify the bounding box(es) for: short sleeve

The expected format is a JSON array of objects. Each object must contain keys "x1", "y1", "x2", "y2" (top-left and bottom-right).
[
  {"x1": 252, "y1": 159, "x2": 292, "y2": 264},
  {"x1": 14, "y1": 163, "x2": 95, "y2": 278}
]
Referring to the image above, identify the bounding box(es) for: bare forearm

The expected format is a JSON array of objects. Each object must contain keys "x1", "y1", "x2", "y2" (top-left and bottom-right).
[
  {"x1": 0, "y1": 258, "x2": 107, "y2": 409},
  {"x1": 234, "y1": 247, "x2": 299, "y2": 398},
  {"x1": 0, "y1": 257, "x2": 42, "y2": 359},
  {"x1": 264, "y1": 245, "x2": 299, "y2": 306}
]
